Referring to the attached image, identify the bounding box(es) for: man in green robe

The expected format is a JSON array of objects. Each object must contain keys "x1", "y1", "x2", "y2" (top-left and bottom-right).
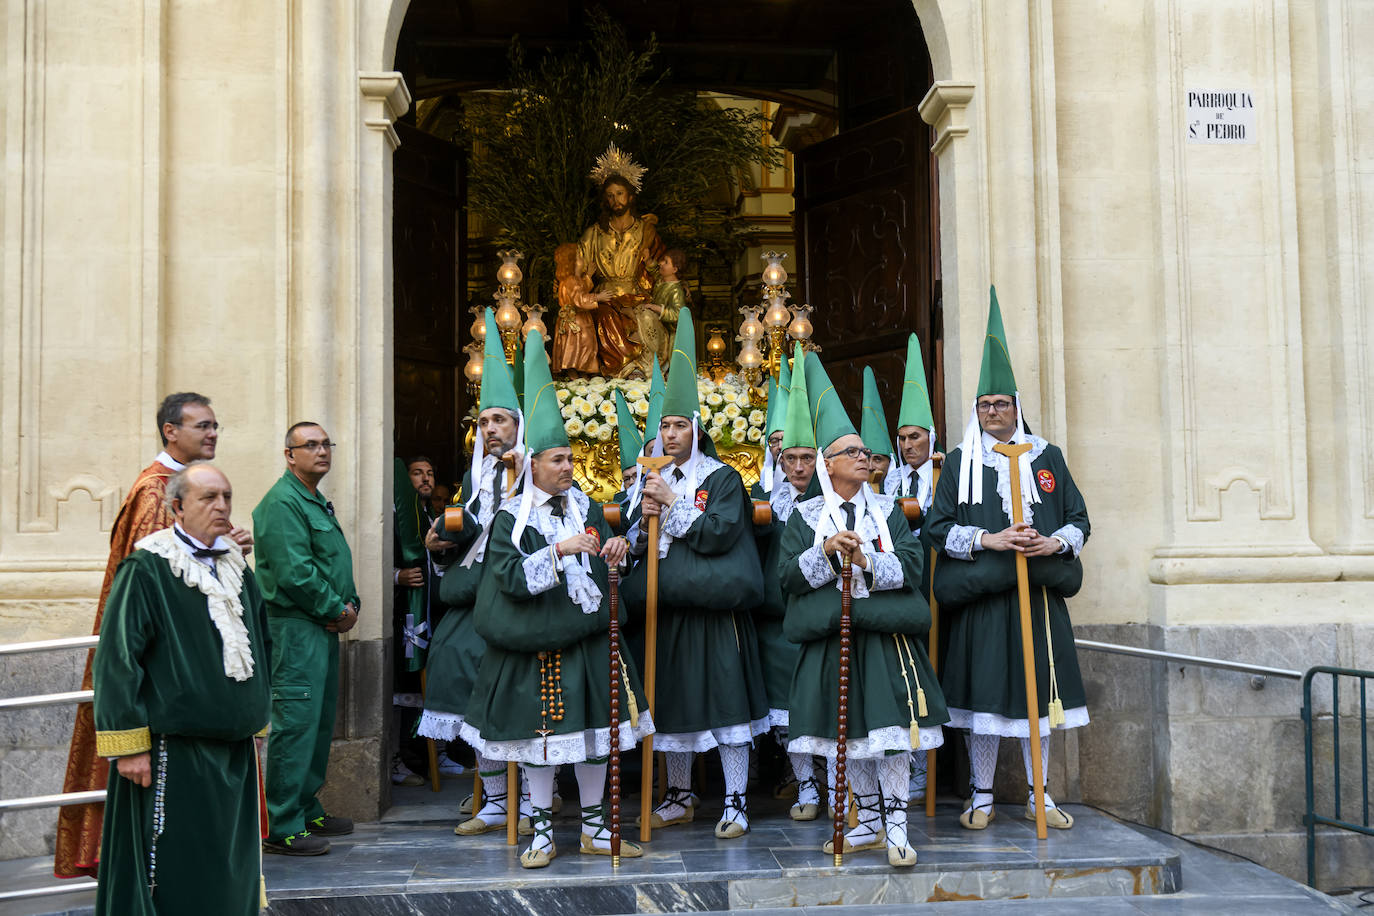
[
  {"x1": 622, "y1": 308, "x2": 770, "y2": 839},
  {"x1": 419, "y1": 308, "x2": 534, "y2": 835},
  {"x1": 461, "y1": 331, "x2": 654, "y2": 868},
  {"x1": 253, "y1": 421, "x2": 359, "y2": 855},
  {"x1": 94, "y1": 463, "x2": 271, "y2": 915},
  {"x1": 759, "y1": 346, "x2": 823, "y2": 820},
  {"x1": 778, "y1": 353, "x2": 948, "y2": 868},
  {"x1": 924, "y1": 287, "x2": 1090, "y2": 832}
]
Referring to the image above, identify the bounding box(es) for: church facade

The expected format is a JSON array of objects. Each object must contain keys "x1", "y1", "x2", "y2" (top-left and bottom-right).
[{"x1": 0, "y1": 0, "x2": 1370, "y2": 884}]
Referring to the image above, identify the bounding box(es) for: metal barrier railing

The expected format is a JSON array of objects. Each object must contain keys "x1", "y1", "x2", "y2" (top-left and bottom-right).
[
  {"x1": 1, "y1": 634, "x2": 102, "y2": 904},
  {"x1": 1302, "y1": 665, "x2": 1373, "y2": 888},
  {"x1": 1074, "y1": 638, "x2": 1304, "y2": 683}
]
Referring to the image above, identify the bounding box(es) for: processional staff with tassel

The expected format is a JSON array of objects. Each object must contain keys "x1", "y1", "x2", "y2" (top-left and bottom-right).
[{"x1": 923, "y1": 286, "x2": 1093, "y2": 839}]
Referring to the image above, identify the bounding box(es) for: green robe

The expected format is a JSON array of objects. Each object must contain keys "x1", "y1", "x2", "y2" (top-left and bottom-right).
[
  {"x1": 419, "y1": 459, "x2": 507, "y2": 732},
  {"x1": 460, "y1": 494, "x2": 651, "y2": 763},
  {"x1": 755, "y1": 483, "x2": 802, "y2": 724},
  {"x1": 923, "y1": 438, "x2": 1090, "y2": 734},
  {"x1": 621, "y1": 459, "x2": 770, "y2": 748},
  {"x1": 778, "y1": 494, "x2": 948, "y2": 758},
  {"x1": 93, "y1": 544, "x2": 271, "y2": 916}
]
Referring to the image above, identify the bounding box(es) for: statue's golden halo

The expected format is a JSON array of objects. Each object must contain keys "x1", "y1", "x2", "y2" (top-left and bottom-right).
[{"x1": 589, "y1": 143, "x2": 646, "y2": 192}]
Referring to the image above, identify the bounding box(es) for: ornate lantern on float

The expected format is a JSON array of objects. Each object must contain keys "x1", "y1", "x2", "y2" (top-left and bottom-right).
[{"x1": 492, "y1": 250, "x2": 525, "y2": 363}]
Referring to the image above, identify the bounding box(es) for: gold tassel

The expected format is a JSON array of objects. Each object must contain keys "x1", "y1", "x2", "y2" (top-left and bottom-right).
[
  {"x1": 910, "y1": 722, "x2": 921, "y2": 749},
  {"x1": 259, "y1": 876, "x2": 268, "y2": 910},
  {"x1": 618, "y1": 652, "x2": 640, "y2": 727},
  {"x1": 917, "y1": 687, "x2": 929, "y2": 719},
  {"x1": 1042, "y1": 587, "x2": 1065, "y2": 729},
  {"x1": 1049, "y1": 698, "x2": 1066, "y2": 728}
]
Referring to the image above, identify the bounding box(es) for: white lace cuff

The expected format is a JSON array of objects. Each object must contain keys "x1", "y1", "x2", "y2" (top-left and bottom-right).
[
  {"x1": 868, "y1": 551, "x2": 904, "y2": 591},
  {"x1": 522, "y1": 546, "x2": 560, "y2": 595},
  {"x1": 799, "y1": 544, "x2": 838, "y2": 589},
  {"x1": 1051, "y1": 524, "x2": 1085, "y2": 559},
  {"x1": 661, "y1": 496, "x2": 701, "y2": 539},
  {"x1": 945, "y1": 525, "x2": 983, "y2": 560}
]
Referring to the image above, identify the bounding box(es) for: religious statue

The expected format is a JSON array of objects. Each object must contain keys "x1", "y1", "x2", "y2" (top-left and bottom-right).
[
  {"x1": 646, "y1": 248, "x2": 688, "y2": 369},
  {"x1": 579, "y1": 145, "x2": 669, "y2": 380},
  {"x1": 551, "y1": 242, "x2": 600, "y2": 376}
]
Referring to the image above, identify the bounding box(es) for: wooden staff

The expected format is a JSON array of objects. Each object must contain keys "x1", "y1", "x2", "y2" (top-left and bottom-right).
[
  {"x1": 507, "y1": 760, "x2": 518, "y2": 846},
  {"x1": 833, "y1": 556, "x2": 853, "y2": 866},
  {"x1": 635, "y1": 454, "x2": 674, "y2": 842},
  {"x1": 607, "y1": 566, "x2": 622, "y2": 866},
  {"x1": 421, "y1": 670, "x2": 441, "y2": 793},
  {"x1": 991, "y1": 441, "x2": 1047, "y2": 840},
  {"x1": 925, "y1": 456, "x2": 942, "y2": 819}
]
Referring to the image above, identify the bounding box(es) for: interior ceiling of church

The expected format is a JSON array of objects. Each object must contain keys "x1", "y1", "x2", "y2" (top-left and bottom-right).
[{"x1": 397, "y1": 0, "x2": 913, "y2": 116}]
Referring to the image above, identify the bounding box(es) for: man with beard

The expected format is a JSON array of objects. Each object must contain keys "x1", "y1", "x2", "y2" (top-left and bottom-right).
[
  {"x1": 579, "y1": 146, "x2": 666, "y2": 379},
  {"x1": 419, "y1": 309, "x2": 533, "y2": 835},
  {"x1": 56, "y1": 392, "x2": 251, "y2": 879}
]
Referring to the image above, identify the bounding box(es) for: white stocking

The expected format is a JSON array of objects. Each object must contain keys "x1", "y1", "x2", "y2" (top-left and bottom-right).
[
  {"x1": 966, "y1": 733, "x2": 999, "y2": 813},
  {"x1": 473, "y1": 754, "x2": 508, "y2": 826},
  {"x1": 654, "y1": 751, "x2": 694, "y2": 819},
  {"x1": 1020, "y1": 736, "x2": 1056, "y2": 806},
  {"x1": 790, "y1": 753, "x2": 819, "y2": 805},
  {"x1": 877, "y1": 753, "x2": 911, "y2": 849},
  {"x1": 718, "y1": 743, "x2": 750, "y2": 830},
  {"x1": 845, "y1": 759, "x2": 881, "y2": 846},
  {"x1": 576, "y1": 761, "x2": 615, "y2": 849},
  {"x1": 521, "y1": 764, "x2": 555, "y2": 853}
]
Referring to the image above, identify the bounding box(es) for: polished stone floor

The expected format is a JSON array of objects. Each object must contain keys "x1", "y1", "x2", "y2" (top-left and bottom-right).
[{"x1": 1, "y1": 777, "x2": 1356, "y2": 914}]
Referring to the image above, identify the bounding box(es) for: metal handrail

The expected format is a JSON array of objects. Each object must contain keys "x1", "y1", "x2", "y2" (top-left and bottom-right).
[
  {"x1": 0, "y1": 689, "x2": 93, "y2": 711},
  {"x1": 1075, "y1": 638, "x2": 1302, "y2": 680},
  {"x1": 0, "y1": 789, "x2": 106, "y2": 812},
  {"x1": 0, "y1": 635, "x2": 98, "y2": 656},
  {"x1": 1303, "y1": 665, "x2": 1373, "y2": 887},
  {"x1": 0, "y1": 881, "x2": 98, "y2": 902}
]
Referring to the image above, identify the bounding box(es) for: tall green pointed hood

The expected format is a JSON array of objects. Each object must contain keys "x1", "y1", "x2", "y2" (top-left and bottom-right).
[
  {"x1": 479, "y1": 308, "x2": 520, "y2": 412},
  {"x1": 977, "y1": 285, "x2": 1018, "y2": 397},
  {"x1": 614, "y1": 389, "x2": 644, "y2": 471},
  {"x1": 804, "y1": 351, "x2": 857, "y2": 451},
  {"x1": 780, "y1": 343, "x2": 815, "y2": 450},
  {"x1": 660, "y1": 307, "x2": 700, "y2": 421},
  {"x1": 765, "y1": 357, "x2": 792, "y2": 437},
  {"x1": 897, "y1": 333, "x2": 936, "y2": 434},
  {"x1": 511, "y1": 337, "x2": 526, "y2": 411},
  {"x1": 859, "y1": 367, "x2": 894, "y2": 457},
  {"x1": 644, "y1": 354, "x2": 665, "y2": 439},
  {"x1": 522, "y1": 329, "x2": 567, "y2": 454}
]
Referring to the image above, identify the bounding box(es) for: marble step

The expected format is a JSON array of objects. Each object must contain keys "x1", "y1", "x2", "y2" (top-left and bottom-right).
[{"x1": 259, "y1": 802, "x2": 1183, "y2": 914}]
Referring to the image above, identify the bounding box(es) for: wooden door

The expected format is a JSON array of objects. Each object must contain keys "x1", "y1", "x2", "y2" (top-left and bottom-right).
[
  {"x1": 793, "y1": 106, "x2": 943, "y2": 445},
  {"x1": 393, "y1": 122, "x2": 465, "y2": 486}
]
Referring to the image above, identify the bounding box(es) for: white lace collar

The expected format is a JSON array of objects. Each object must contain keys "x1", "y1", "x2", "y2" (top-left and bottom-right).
[{"x1": 134, "y1": 527, "x2": 254, "y2": 681}]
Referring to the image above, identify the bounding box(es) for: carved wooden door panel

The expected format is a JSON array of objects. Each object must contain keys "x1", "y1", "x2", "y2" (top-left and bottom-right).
[
  {"x1": 794, "y1": 106, "x2": 943, "y2": 445},
  {"x1": 394, "y1": 122, "x2": 464, "y2": 486}
]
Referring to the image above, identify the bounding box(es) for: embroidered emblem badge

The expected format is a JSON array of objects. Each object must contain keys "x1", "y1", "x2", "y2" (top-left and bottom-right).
[
  {"x1": 1037, "y1": 469, "x2": 1056, "y2": 493},
  {"x1": 695, "y1": 489, "x2": 709, "y2": 511},
  {"x1": 584, "y1": 526, "x2": 601, "y2": 548}
]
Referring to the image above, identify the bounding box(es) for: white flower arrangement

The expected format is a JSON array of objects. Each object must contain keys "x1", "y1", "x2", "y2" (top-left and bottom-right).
[{"x1": 551, "y1": 375, "x2": 766, "y2": 450}]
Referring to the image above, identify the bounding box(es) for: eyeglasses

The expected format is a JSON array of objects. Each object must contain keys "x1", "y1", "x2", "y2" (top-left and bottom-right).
[
  {"x1": 180, "y1": 420, "x2": 220, "y2": 432},
  {"x1": 287, "y1": 440, "x2": 336, "y2": 453},
  {"x1": 824, "y1": 446, "x2": 873, "y2": 461},
  {"x1": 976, "y1": 400, "x2": 1016, "y2": 414}
]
